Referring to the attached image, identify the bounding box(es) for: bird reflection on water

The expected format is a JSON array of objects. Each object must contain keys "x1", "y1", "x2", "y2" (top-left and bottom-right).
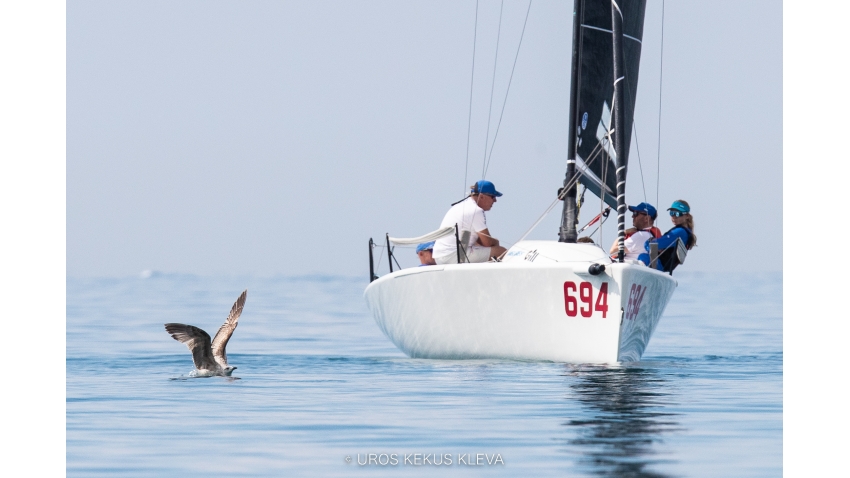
[{"x1": 562, "y1": 364, "x2": 681, "y2": 478}]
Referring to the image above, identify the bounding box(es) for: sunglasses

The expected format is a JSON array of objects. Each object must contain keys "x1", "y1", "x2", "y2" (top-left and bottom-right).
[
  {"x1": 669, "y1": 210, "x2": 686, "y2": 217},
  {"x1": 632, "y1": 211, "x2": 648, "y2": 217}
]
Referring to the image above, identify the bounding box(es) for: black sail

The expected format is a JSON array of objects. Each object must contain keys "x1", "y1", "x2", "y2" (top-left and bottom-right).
[{"x1": 572, "y1": 0, "x2": 647, "y2": 208}]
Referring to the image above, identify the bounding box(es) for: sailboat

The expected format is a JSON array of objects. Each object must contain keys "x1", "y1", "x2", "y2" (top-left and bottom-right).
[{"x1": 364, "y1": 0, "x2": 677, "y2": 363}]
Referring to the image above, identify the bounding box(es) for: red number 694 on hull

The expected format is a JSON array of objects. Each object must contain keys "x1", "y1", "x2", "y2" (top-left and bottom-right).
[{"x1": 564, "y1": 281, "x2": 609, "y2": 318}]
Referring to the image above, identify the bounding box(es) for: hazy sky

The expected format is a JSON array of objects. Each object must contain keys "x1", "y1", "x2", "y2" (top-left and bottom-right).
[{"x1": 67, "y1": 0, "x2": 782, "y2": 277}]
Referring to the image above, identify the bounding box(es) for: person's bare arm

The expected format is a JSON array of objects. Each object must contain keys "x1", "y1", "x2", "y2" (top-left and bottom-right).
[
  {"x1": 476, "y1": 228, "x2": 500, "y2": 247},
  {"x1": 609, "y1": 239, "x2": 619, "y2": 255},
  {"x1": 609, "y1": 228, "x2": 638, "y2": 254}
]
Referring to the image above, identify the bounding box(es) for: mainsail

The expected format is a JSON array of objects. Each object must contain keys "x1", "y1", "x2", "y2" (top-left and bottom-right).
[{"x1": 569, "y1": 0, "x2": 647, "y2": 208}]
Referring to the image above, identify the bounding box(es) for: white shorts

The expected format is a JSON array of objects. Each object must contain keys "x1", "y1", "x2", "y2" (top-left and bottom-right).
[{"x1": 434, "y1": 246, "x2": 492, "y2": 264}]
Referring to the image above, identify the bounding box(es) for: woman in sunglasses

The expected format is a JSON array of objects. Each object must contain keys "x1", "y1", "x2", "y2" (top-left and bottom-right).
[{"x1": 639, "y1": 200, "x2": 697, "y2": 272}]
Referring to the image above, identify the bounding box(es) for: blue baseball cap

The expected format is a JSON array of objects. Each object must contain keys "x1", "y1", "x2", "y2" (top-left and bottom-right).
[
  {"x1": 667, "y1": 200, "x2": 690, "y2": 214},
  {"x1": 472, "y1": 180, "x2": 503, "y2": 197},
  {"x1": 416, "y1": 241, "x2": 435, "y2": 253},
  {"x1": 628, "y1": 202, "x2": 657, "y2": 219}
]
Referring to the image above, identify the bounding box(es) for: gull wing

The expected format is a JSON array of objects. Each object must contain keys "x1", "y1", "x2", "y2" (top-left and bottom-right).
[
  {"x1": 211, "y1": 289, "x2": 247, "y2": 367},
  {"x1": 164, "y1": 323, "x2": 218, "y2": 371}
]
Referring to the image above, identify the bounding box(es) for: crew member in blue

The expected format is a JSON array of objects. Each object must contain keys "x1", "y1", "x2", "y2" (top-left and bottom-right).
[
  {"x1": 639, "y1": 199, "x2": 697, "y2": 273},
  {"x1": 416, "y1": 241, "x2": 436, "y2": 266}
]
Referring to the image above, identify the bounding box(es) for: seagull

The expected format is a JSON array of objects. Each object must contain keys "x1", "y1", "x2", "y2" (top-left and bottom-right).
[{"x1": 165, "y1": 289, "x2": 247, "y2": 377}]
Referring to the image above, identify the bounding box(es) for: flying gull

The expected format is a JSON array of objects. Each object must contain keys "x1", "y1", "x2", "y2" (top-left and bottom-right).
[{"x1": 165, "y1": 289, "x2": 247, "y2": 377}]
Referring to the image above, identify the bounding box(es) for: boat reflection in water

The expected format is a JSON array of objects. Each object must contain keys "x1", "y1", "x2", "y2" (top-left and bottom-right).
[{"x1": 562, "y1": 364, "x2": 681, "y2": 477}]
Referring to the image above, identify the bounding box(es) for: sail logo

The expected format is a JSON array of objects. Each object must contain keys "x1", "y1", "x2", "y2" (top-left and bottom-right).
[
  {"x1": 564, "y1": 281, "x2": 609, "y2": 318},
  {"x1": 524, "y1": 249, "x2": 539, "y2": 262},
  {"x1": 625, "y1": 284, "x2": 647, "y2": 321}
]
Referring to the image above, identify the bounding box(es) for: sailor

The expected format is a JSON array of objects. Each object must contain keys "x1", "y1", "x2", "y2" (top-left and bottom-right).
[
  {"x1": 416, "y1": 241, "x2": 436, "y2": 266},
  {"x1": 639, "y1": 199, "x2": 697, "y2": 272},
  {"x1": 432, "y1": 180, "x2": 508, "y2": 264},
  {"x1": 609, "y1": 202, "x2": 661, "y2": 261}
]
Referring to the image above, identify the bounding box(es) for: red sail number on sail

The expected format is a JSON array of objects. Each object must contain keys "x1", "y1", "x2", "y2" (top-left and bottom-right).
[{"x1": 563, "y1": 281, "x2": 608, "y2": 318}]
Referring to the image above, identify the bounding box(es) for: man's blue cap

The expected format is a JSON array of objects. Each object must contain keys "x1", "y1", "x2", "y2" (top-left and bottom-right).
[
  {"x1": 416, "y1": 241, "x2": 435, "y2": 253},
  {"x1": 628, "y1": 202, "x2": 657, "y2": 219},
  {"x1": 667, "y1": 200, "x2": 690, "y2": 213},
  {"x1": 472, "y1": 180, "x2": 503, "y2": 197}
]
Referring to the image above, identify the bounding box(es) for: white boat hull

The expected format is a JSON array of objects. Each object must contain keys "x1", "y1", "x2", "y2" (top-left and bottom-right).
[{"x1": 364, "y1": 241, "x2": 677, "y2": 363}]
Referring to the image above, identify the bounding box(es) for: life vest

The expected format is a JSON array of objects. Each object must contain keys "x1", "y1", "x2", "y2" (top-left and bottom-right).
[
  {"x1": 612, "y1": 227, "x2": 662, "y2": 260},
  {"x1": 625, "y1": 226, "x2": 662, "y2": 240}
]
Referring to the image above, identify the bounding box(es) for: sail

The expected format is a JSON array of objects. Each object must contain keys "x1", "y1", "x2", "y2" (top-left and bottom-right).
[{"x1": 572, "y1": 0, "x2": 647, "y2": 208}]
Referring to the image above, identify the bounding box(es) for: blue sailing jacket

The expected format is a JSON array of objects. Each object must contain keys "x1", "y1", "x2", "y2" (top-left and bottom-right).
[{"x1": 638, "y1": 225, "x2": 693, "y2": 272}]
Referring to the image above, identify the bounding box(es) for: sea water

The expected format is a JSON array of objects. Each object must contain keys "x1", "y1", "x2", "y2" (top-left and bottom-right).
[{"x1": 66, "y1": 271, "x2": 782, "y2": 477}]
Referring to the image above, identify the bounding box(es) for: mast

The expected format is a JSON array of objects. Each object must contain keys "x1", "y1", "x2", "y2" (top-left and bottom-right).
[
  {"x1": 611, "y1": 0, "x2": 626, "y2": 262},
  {"x1": 558, "y1": 0, "x2": 584, "y2": 243}
]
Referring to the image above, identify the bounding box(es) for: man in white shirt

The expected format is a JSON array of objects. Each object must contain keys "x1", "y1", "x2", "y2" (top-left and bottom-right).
[
  {"x1": 609, "y1": 202, "x2": 660, "y2": 262},
  {"x1": 432, "y1": 180, "x2": 508, "y2": 264}
]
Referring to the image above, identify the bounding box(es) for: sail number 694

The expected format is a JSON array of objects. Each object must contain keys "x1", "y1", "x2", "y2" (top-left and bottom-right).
[{"x1": 563, "y1": 281, "x2": 609, "y2": 318}]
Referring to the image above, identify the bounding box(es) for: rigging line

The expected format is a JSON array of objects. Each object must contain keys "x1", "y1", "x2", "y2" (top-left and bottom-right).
[
  {"x1": 391, "y1": 246, "x2": 402, "y2": 270},
  {"x1": 656, "y1": 0, "x2": 665, "y2": 211},
  {"x1": 625, "y1": 77, "x2": 648, "y2": 202},
  {"x1": 501, "y1": 136, "x2": 607, "y2": 252},
  {"x1": 570, "y1": 137, "x2": 609, "y2": 196},
  {"x1": 508, "y1": 144, "x2": 604, "y2": 246},
  {"x1": 564, "y1": 136, "x2": 607, "y2": 196},
  {"x1": 482, "y1": 0, "x2": 533, "y2": 178},
  {"x1": 510, "y1": 154, "x2": 597, "y2": 246},
  {"x1": 600, "y1": 105, "x2": 619, "y2": 246},
  {"x1": 601, "y1": 132, "x2": 608, "y2": 246},
  {"x1": 584, "y1": 212, "x2": 611, "y2": 238},
  {"x1": 482, "y1": 0, "x2": 505, "y2": 178},
  {"x1": 375, "y1": 244, "x2": 385, "y2": 276},
  {"x1": 632, "y1": 120, "x2": 647, "y2": 201},
  {"x1": 463, "y1": 0, "x2": 480, "y2": 195}
]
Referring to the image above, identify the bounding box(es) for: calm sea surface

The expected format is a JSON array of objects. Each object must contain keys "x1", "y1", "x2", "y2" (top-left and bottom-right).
[{"x1": 66, "y1": 271, "x2": 782, "y2": 477}]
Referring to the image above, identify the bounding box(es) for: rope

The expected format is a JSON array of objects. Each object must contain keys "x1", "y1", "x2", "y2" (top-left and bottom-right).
[
  {"x1": 595, "y1": 94, "x2": 617, "y2": 247},
  {"x1": 482, "y1": 0, "x2": 505, "y2": 177},
  {"x1": 374, "y1": 243, "x2": 385, "y2": 275},
  {"x1": 584, "y1": 212, "x2": 611, "y2": 238},
  {"x1": 508, "y1": 142, "x2": 605, "y2": 246},
  {"x1": 458, "y1": 1, "x2": 669, "y2": 258},
  {"x1": 372, "y1": 242, "x2": 423, "y2": 274},
  {"x1": 483, "y1": 0, "x2": 533, "y2": 178},
  {"x1": 491, "y1": 136, "x2": 608, "y2": 259},
  {"x1": 601, "y1": 125, "x2": 609, "y2": 247},
  {"x1": 626, "y1": 79, "x2": 647, "y2": 202},
  {"x1": 656, "y1": 0, "x2": 665, "y2": 212},
  {"x1": 463, "y1": 0, "x2": 479, "y2": 196}
]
